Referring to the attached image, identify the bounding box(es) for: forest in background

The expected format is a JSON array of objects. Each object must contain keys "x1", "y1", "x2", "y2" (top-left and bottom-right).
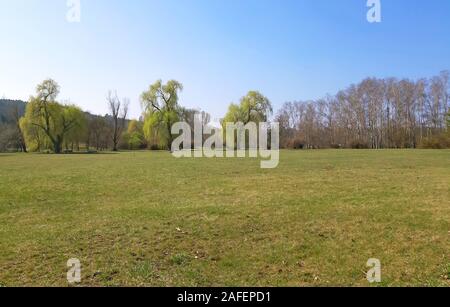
[
  {"x1": 276, "y1": 71, "x2": 450, "y2": 149},
  {"x1": 0, "y1": 71, "x2": 449, "y2": 153}
]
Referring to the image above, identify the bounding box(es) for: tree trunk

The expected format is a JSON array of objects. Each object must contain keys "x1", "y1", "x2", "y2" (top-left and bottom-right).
[
  {"x1": 167, "y1": 122, "x2": 173, "y2": 151},
  {"x1": 53, "y1": 136, "x2": 62, "y2": 154},
  {"x1": 54, "y1": 142, "x2": 62, "y2": 154}
]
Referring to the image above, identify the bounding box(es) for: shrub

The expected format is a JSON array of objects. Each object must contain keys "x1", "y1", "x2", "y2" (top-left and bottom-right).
[
  {"x1": 350, "y1": 141, "x2": 369, "y2": 149},
  {"x1": 330, "y1": 143, "x2": 342, "y2": 149},
  {"x1": 286, "y1": 138, "x2": 305, "y2": 150},
  {"x1": 419, "y1": 134, "x2": 450, "y2": 149},
  {"x1": 149, "y1": 144, "x2": 160, "y2": 151}
]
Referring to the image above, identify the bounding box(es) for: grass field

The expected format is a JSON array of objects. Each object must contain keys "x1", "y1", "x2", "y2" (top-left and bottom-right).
[{"x1": 0, "y1": 150, "x2": 449, "y2": 287}]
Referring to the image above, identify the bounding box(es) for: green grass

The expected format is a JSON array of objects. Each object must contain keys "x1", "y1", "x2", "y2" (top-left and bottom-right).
[{"x1": 0, "y1": 150, "x2": 449, "y2": 286}]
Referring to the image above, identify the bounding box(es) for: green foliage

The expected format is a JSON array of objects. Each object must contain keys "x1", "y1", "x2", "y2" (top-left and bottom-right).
[
  {"x1": 20, "y1": 79, "x2": 87, "y2": 153},
  {"x1": 141, "y1": 80, "x2": 184, "y2": 149},
  {"x1": 222, "y1": 91, "x2": 272, "y2": 147},
  {"x1": 222, "y1": 91, "x2": 272, "y2": 125},
  {"x1": 64, "y1": 108, "x2": 88, "y2": 149},
  {"x1": 222, "y1": 103, "x2": 243, "y2": 124},
  {"x1": 142, "y1": 110, "x2": 171, "y2": 149},
  {"x1": 122, "y1": 120, "x2": 146, "y2": 150},
  {"x1": 20, "y1": 102, "x2": 50, "y2": 151}
]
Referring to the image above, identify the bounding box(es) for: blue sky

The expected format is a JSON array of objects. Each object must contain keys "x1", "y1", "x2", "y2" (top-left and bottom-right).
[{"x1": 1, "y1": 0, "x2": 449, "y2": 120}]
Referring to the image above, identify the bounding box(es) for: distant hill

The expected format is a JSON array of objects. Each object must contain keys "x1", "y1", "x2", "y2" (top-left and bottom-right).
[
  {"x1": 0, "y1": 99, "x2": 131, "y2": 125},
  {"x1": 0, "y1": 99, "x2": 27, "y2": 124}
]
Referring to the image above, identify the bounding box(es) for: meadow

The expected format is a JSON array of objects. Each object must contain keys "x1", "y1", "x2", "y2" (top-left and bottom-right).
[{"x1": 0, "y1": 150, "x2": 449, "y2": 286}]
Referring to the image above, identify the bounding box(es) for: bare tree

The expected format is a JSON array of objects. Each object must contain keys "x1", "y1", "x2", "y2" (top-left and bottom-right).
[
  {"x1": 107, "y1": 91, "x2": 129, "y2": 151},
  {"x1": 87, "y1": 116, "x2": 110, "y2": 151},
  {"x1": 276, "y1": 72, "x2": 449, "y2": 149}
]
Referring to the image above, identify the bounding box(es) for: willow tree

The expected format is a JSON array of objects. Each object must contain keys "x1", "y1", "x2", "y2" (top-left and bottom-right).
[
  {"x1": 222, "y1": 91, "x2": 272, "y2": 149},
  {"x1": 64, "y1": 110, "x2": 88, "y2": 151},
  {"x1": 141, "y1": 80, "x2": 183, "y2": 150},
  {"x1": 122, "y1": 119, "x2": 145, "y2": 150},
  {"x1": 222, "y1": 91, "x2": 272, "y2": 125},
  {"x1": 20, "y1": 79, "x2": 86, "y2": 153}
]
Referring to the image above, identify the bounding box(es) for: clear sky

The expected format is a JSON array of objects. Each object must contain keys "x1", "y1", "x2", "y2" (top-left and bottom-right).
[{"x1": 1, "y1": 0, "x2": 449, "y2": 120}]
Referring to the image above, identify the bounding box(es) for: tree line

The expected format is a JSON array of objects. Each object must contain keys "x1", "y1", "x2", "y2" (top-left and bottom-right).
[
  {"x1": 0, "y1": 99, "x2": 27, "y2": 152},
  {"x1": 0, "y1": 79, "x2": 213, "y2": 153},
  {"x1": 276, "y1": 72, "x2": 450, "y2": 149},
  {"x1": 0, "y1": 72, "x2": 449, "y2": 153}
]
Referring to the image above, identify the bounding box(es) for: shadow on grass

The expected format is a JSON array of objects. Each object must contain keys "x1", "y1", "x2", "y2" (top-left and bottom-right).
[
  {"x1": 1, "y1": 150, "x2": 166, "y2": 156},
  {"x1": 47, "y1": 152, "x2": 120, "y2": 155}
]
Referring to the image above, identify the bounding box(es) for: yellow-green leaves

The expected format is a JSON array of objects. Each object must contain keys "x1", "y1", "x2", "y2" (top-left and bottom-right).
[
  {"x1": 20, "y1": 80, "x2": 87, "y2": 153},
  {"x1": 141, "y1": 80, "x2": 184, "y2": 149},
  {"x1": 222, "y1": 91, "x2": 272, "y2": 126}
]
